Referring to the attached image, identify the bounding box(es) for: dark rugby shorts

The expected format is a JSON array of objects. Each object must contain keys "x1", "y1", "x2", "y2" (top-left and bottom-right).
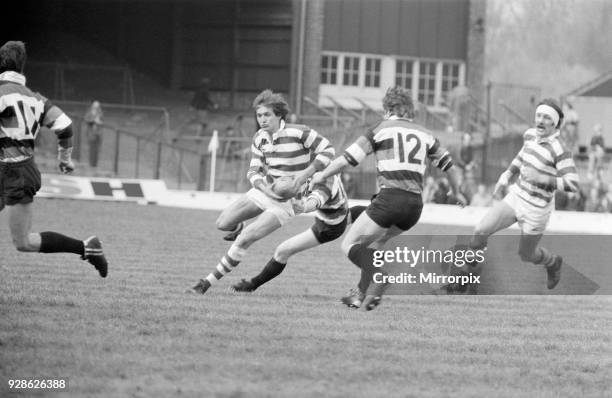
[
  {"x1": 366, "y1": 188, "x2": 423, "y2": 230},
  {"x1": 311, "y1": 215, "x2": 348, "y2": 244},
  {"x1": 0, "y1": 157, "x2": 42, "y2": 206}
]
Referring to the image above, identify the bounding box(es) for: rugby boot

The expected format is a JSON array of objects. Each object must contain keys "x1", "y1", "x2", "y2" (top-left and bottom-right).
[
  {"x1": 362, "y1": 277, "x2": 390, "y2": 311},
  {"x1": 82, "y1": 236, "x2": 108, "y2": 278},
  {"x1": 223, "y1": 222, "x2": 244, "y2": 241},
  {"x1": 232, "y1": 278, "x2": 257, "y2": 292},
  {"x1": 186, "y1": 279, "x2": 211, "y2": 294},
  {"x1": 546, "y1": 255, "x2": 562, "y2": 289},
  {"x1": 340, "y1": 287, "x2": 365, "y2": 309}
]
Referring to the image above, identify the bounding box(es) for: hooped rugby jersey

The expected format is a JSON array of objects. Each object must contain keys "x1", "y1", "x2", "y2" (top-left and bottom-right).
[
  {"x1": 343, "y1": 116, "x2": 453, "y2": 194},
  {"x1": 247, "y1": 120, "x2": 334, "y2": 186},
  {"x1": 0, "y1": 71, "x2": 72, "y2": 163},
  {"x1": 507, "y1": 129, "x2": 579, "y2": 208},
  {"x1": 305, "y1": 174, "x2": 349, "y2": 225}
]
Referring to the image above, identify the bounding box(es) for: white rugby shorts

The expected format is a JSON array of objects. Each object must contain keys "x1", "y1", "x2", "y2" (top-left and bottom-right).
[
  {"x1": 246, "y1": 188, "x2": 295, "y2": 225},
  {"x1": 503, "y1": 189, "x2": 553, "y2": 235}
]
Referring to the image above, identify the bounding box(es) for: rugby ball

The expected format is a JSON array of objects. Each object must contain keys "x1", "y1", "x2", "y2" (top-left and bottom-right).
[{"x1": 271, "y1": 176, "x2": 297, "y2": 199}]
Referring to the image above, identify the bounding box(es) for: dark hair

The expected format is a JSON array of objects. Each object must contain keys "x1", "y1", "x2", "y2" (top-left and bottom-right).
[
  {"x1": 0, "y1": 41, "x2": 26, "y2": 74},
  {"x1": 382, "y1": 86, "x2": 415, "y2": 119},
  {"x1": 252, "y1": 89, "x2": 289, "y2": 120},
  {"x1": 537, "y1": 98, "x2": 564, "y2": 128}
]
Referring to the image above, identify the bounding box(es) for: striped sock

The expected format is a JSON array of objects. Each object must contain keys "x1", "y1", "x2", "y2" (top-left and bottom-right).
[
  {"x1": 205, "y1": 244, "x2": 246, "y2": 286},
  {"x1": 534, "y1": 247, "x2": 556, "y2": 267}
]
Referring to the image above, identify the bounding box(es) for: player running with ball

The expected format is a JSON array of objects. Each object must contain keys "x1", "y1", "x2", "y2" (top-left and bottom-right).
[
  {"x1": 231, "y1": 173, "x2": 351, "y2": 292},
  {"x1": 186, "y1": 89, "x2": 335, "y2": 294}
]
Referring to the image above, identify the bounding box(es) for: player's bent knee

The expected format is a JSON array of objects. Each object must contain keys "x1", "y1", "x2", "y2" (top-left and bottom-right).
[
  {"x1": 274, "y1": 245, "x2": 293, "y2": 263},
  {"x1": 340, "y1": 240, "x2": 354, "y2": 257},
  {"x1": 215, "y1": 213, "x2": 233, "y2": 231}
]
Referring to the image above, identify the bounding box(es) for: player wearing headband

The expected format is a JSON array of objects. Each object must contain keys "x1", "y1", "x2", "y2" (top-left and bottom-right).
[{"x1": 466, "y1": 98, "x2": 579, "y2": 290}]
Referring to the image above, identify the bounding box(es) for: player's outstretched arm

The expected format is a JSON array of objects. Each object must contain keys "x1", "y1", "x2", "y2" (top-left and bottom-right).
[
  {"x1": 310, "y1": 156, "x2": 349, "y2": 188},
  {"x1": 43, "y1": 104, "x2": 75, "y2": 174}
]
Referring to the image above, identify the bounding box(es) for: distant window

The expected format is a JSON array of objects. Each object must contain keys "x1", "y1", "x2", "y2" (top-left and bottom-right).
[
  {"x1": 395, "y1": 59, "x2": 413, "y2": 90},
  {"x1": 418, "y1": 61, "x2": 437, "y2": 106},
  {"x1": 365, "y1": 58, "x2": 381, "y2": 87},
  {"x1": 343, "y1": 56, "x2": 360, "y2": 86},
  {"x1": 441, "y1": 63, "x2": 461, "y2": 106},
  {"x1": 321, "y1": 55, "x2": 338, "y2": 85}
]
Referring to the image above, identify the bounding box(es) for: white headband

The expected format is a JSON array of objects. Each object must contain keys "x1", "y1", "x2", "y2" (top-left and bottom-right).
[{"x1": 536, "y1": 104, "x2": 560, "y2": 127}]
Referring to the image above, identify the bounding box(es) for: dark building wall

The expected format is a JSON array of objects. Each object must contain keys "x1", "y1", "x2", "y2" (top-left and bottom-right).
[
  {"x1": 178, "y1": 0, "x2": 293, "y2": 95},
  {"x1": 4, "y1": 0, "x2": 293, "y2": 98},
  {"x1": 323, "y1": 0, "x2": 469, "y2": 60},
  {"x1": 60, "y1": 0, "x2": 175, "y2": 85}
]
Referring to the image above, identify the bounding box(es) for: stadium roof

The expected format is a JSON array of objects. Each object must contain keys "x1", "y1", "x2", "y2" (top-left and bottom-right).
[{"x1": 566, "y1": 69, "x2": 612, "y2": 97}]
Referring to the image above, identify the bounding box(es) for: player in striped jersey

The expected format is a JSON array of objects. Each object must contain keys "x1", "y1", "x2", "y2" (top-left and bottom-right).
[
  {"x1": 467, "y1": 99, "x2": 579, "y2": 289},
  {"x1": 231, "y1": 174, "x2": 350, "y2": 292},
  {"x1": 0, "y1": 41, "x2": 107, "y2": 277},
  {"x1": 310, "y1": 86, "x2": 467, "y2": 310},
  {"x1": 187, "y1": 89, "x2": 335, "y2": 294}
]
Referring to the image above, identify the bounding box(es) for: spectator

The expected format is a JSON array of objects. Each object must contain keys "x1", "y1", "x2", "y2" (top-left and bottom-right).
[
  {"x1": 587, "y1": 123, "x2": 605, "y2": 179},
  {"x1": 470, "y1": 183, "x2": 493, "y2": 207},
  {"x1": 565, "y1": 189, "x2": 586, "y2": 212},
  {"x1": 555, "y1": 190, "x2": 569, "y2": 211},
  {"x1": 422, "y1": 176, "x2": 436, "y2": 203},
  {"x1": 83, "y1": 100, "x2": 103, "y2": 168},
  {"x1": 457, "y1": 133, "x2": 475, "y2": 172},
  {"x1": 584, "y1": 186, "x2": 605, "y2": 213},
  {"x1": 562, "y1": 101, "x2": 579, "y2": 153},
  {"x1": 601, "y1": 183, "x2": 612, "y2": 213},
  {"x1": 432, "y1": 177, "x2": 450, "y2": 204},
  {"x1": 190, "y1": 77, "x2": 218, "y2": 136},
  {"x1": 447, "y1": 84, "x2": 471, "y2": 134}
]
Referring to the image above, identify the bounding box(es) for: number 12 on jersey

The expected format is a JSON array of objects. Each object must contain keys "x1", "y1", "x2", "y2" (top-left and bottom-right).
[{"x1": 395, "y1": 132, "x2": 424, "y2": 165}]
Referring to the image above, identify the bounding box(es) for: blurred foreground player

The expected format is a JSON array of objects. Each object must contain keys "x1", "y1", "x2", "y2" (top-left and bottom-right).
[
  {"x1": 186, "y1": 89, "x2": 335, "y2": 294},
  {"x1": 310, "y1": 87, "x2": 467, "y2": 310},
  {"x1": 0, "y1": 41, "x2": 107, "y2": 277},
  {"x1": 467, "y1": 99, "x2": 579, "y2": 289}
]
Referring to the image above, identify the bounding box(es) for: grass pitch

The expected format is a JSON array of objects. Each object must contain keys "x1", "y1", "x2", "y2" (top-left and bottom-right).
[{"x1": 1, "y1": 199, "x2": 611, "y2": 397}]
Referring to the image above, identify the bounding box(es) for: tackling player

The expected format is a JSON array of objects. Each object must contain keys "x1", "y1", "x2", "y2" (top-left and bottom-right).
[
  {"x1": 186, "y1": 89, "x2": 335, "y2": 294},
  {"x1": 0, "y1": 41, "x2": 107, "y2": 277},
  {"x1": 310, "y1": 86, "x2": 467, "y2": 310},
  {"x1": 467, "y1": 99, "x2": 579, "y2": 289},
  {"x1": 231, "y1": 174, "x2": 349, "y2": 292}
]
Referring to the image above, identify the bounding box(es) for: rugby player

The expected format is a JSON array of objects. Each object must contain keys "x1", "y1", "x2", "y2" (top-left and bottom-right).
[
  {"x1": 0, "y1": 41, "x2": 107, "y2": 277},
  {"x1": 186, "y1": 89, "x2": 335, "y2": 294},
  {"x1": 231, "y1": 174, "x2": 350, "y2": 292},
  {"x1": 467, "y1": 99, "x2": 579, "y2": 289},
  {"x1": 310, "y1": 86, "x2": 467, "y2": 310}
]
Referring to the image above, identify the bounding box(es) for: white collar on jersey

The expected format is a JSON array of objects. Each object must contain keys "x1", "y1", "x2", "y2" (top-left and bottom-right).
[
  {"x1": 0, "y1": 71, "x2": 26, "y2": 85},
  {"x1": 387, "y1": 115, "x2": 414, "y2": 122},
  {"x1": 536, "y1": 130, "x2": 560, "y2": 144}
]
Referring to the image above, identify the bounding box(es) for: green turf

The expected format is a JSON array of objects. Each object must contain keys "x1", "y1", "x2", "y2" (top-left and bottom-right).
[{"x1": 1, "y1": 199, "x2": 611, "y2": 397}]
